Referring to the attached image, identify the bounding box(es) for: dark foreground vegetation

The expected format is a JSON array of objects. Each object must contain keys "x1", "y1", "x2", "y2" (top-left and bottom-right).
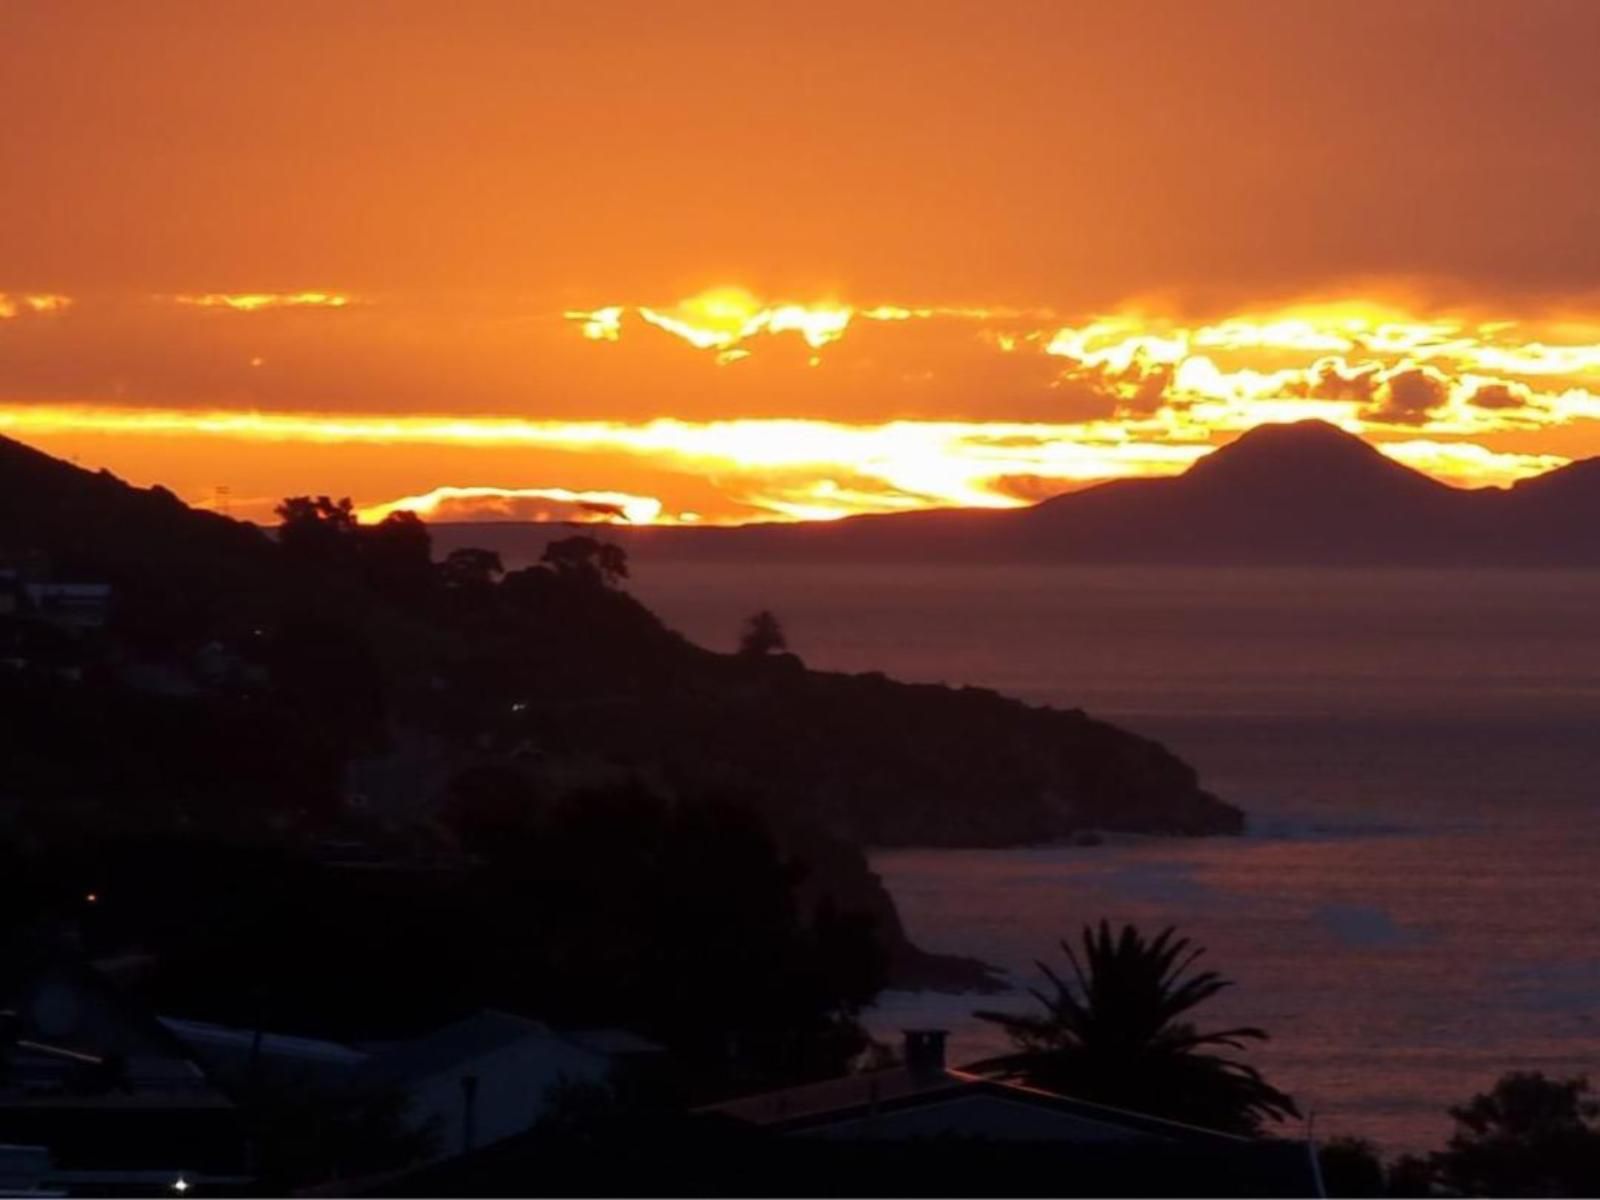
[{"x1": 1319, "y1": 1072, "x2": 1600, "y2": 1198}]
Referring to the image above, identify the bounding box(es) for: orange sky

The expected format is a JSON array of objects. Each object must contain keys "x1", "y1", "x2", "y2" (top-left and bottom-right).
[{"x1": 4, "y1": 1, "x2": 1600, "y2": 524}]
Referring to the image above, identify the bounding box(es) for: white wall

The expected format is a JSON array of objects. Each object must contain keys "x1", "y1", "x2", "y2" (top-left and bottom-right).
[{"x1": 404, "y1": 1035, "x2": 612, "y2": 1159}]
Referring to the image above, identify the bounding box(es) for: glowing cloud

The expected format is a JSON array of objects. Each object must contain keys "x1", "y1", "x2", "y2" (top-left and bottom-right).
[
  {"x1": 0, "y1": 293, "x2": 71, "y2": 318},
  {"x1": 571, "y1": 290, "x2": 1053, "y2": 362},
  {"x1": 564, "y1": 305, "x2": 623, "y2": 341},
  {"x1": 1377, "y1": 441, "x2": 1571, "y2": 489},
  {"x1": 1030, "y1": 306, "x2": 1600, "y2": 437},
  {"x1": 168, "y1": 291, "x2": 353, "y2": 311},
  {"x1": 359, "y1": 484, "x2": 662, "y2": 525},
  {"x1": 564, "y1": 291, "x2": 1600, "y2": 439},
  {"x1": 577, "y1": 286, "x2": 855, "y2": 361}
]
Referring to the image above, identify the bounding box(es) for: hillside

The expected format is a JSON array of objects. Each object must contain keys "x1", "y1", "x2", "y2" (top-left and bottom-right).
[
  {"x1": 0, "y1": 434, "x2": 1244, "y2": 997},
  {"x1": 0, "y1": 435, "x2": 284, "y2": 640},
  {"x1": 0, "y1": 432, "x2": 1238, "y2": 845}
]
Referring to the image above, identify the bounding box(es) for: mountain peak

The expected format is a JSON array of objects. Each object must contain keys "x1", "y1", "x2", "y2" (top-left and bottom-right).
[
  {"x1": 1196, "y1": 420, "x2": 1382, "y2": 467},
  {"x1": 1181, "y1": 421, "x2": 1438, "y2": 496}
]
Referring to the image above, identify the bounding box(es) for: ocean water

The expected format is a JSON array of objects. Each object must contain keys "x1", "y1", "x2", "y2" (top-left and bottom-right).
[{"x1": 630, "y1": 563, "x2": 1600, "y2": 1153}]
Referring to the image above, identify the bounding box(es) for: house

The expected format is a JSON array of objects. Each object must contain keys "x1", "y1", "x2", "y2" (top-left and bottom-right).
[
  {"x1": 0, "y1": 562, "x2": 110, "y2": 680},
  {"x1": 367, "y1": 1030, "x2": 1322, "y2": 1197},
  {"x1": 355, "y1": 1011, "x2": 660, "y2": 1162},
  {"x1": 156, "y1": 1015, "x2": 370, "y2": 1093},
  {"x1": 693, "y1": 1030, "x2": 1325, "y2": 1197},
  {"x1": 0, "y1": 1142, "x2": 57, "y2": 1197},
  {"x1": 701, "y1": 1028, "x2": 1240, "y2": 1141},
  {"x1": 20, "y1": 584, "x2": 111, "y2": 632},
  {"x1": 0, "y1": 951, "x2": 252, "y2": 1196},
  {"x1": 157, "y1": 1008, "x2": 662, "y2": 1167}
]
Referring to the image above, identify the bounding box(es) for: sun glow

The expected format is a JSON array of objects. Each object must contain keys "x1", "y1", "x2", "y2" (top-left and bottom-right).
[{"x1": 1, "y1": 402, "x2": 1570, "y2": 525}]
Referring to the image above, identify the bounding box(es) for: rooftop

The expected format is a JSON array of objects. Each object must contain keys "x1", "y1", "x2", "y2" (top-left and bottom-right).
[{"x1": 699, "y1": 1063, "x2": 1260, "y2": 1146}]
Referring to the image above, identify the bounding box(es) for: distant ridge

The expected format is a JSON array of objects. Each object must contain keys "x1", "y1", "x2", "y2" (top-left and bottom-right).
[{"x1": 433, "y1": 422, "x2": 1600, "y2": 568}]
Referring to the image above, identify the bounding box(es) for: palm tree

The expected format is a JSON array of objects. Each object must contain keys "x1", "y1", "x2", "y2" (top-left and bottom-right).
[{"x1": 972, "y1": 921, "x2": 1299, "y2": 1135}]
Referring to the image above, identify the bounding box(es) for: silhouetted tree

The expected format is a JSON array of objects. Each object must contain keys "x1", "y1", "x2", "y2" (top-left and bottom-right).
[
  {"x1": 284, "y1": 494, "x2": 357, "y2": 530},
  {"x1": 1430, "y1": 1072, "x2": 1600, "y2": 1197},
  {"x1": 738, "y1": 610, "x2": 787, "y2": 658},
  {"x1": 972, "y1": 921, "x2": 1299, "y2": 1134},
  {"x1": 1319, "y1": 1136, "x2": 1387, "y2": 1197},
  {"x1": 1385, "y1": 1154, "x2": 1436, "y2": 1198},
  {"x1": 440, "y1": 546, "x2": 505, "y2": 591},
  {"x1": 360, "y1": 510, "x2": 434, "y2": 602},
  {"x1": 541, "y1": 535, "x2": 628, "y2": 587},
  {"x1": 275, "y1": 495, "x2": 359, "y2": 569},
  {"x1": 100, "y1": 786, "x2": 887, "y2": 1097}
]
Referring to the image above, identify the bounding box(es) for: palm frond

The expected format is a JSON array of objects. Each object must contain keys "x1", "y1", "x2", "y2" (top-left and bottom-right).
[
  {"x1": 1061, "y1": 936, "x2": 1091, "y2": 997},
  {"x1": 970, "y1": 920, "x2": 1298, "y2": 1132},
  {"x1": 1160, "y1": 944, "x2": 1207, "y2": 992}
]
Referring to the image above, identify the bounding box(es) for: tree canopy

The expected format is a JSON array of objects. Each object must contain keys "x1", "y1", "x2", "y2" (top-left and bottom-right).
[
  {"x1": 972, "y1": 921, "x2": 1299, "y2": 1135},
  {"x1": 541, "y1": 535, "x2": 629, "y2": 587},
  {"x1": 1429, "y1": 1072, "x2": 1600, "y2": 1197},
  {"x1": 738, "y1": 610, "x2": 788, "y2": 658},
  {"x1": 275, "y1": 495, "x2": 359, "y2": 567}
]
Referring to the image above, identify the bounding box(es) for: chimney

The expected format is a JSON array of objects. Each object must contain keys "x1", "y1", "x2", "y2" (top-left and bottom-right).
[{"x1": 902, "y1": 1029, "x2": 947, "y2": 1077}]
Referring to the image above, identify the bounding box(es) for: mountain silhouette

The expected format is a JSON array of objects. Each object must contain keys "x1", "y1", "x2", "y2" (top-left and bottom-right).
[
  {"x1": 448, "y1": 421, "x2": 1600, "y2": 567},
  {"x1": 1158, "y1": 419, "x2": 1447, "y2": 498},
  {"x1": 1006, "y1": 420, "x2": 1482, "y2": 564}
]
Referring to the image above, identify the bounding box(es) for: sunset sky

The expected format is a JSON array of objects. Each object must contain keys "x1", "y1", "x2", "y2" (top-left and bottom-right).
[{"x1": 5, "y1": 0, "x2": 1600, "y2": 524}]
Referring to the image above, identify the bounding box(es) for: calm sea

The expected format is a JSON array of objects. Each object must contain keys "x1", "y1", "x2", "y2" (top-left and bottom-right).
[{"x1": 629, "y1": 563, "x2": 1600, "y2": 1153}]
